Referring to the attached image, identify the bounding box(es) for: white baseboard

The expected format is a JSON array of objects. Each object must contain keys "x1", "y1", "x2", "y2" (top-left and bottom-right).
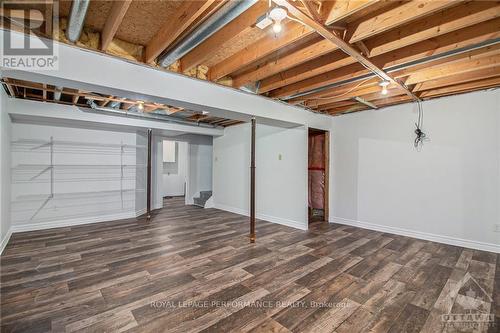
[
  {"x1": 10, "y1": 209, "x2": 145, "y2": 233},
  {"x1": 330, "y1": 216, "x2": 500, "y2": 254},
  {"x1": 0, "y1": 228, "x2": 13, "y2": 255},
  {"x1": 214, "y1": 203, "x2": 307, "y2": 231}
]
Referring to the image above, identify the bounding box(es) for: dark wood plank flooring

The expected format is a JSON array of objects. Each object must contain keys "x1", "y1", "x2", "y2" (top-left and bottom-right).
[{"x1": 1, "y1": 197, "x2": 498, "y2": 332}]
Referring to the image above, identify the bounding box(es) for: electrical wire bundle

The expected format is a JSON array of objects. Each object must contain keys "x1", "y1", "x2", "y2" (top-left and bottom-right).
[{"x1": 414, "y1": 101, "x2": 427, "y2": 150}]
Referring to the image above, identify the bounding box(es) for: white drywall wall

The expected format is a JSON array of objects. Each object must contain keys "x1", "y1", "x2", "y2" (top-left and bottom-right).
[
  {"x1": 0, "y1": 89, "x2": 12, "y2": 253},
  {"x1": 330, "y1": 89, "x2": 500, "y2": 252},
  {"x1": 213, "y1": 123, "x2": 308, "y2": 230}
]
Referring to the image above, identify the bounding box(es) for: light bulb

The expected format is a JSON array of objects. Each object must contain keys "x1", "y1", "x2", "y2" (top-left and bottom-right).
[
  {"x1": 137, "y1": 101, "x2": 144, "y2": 111},
  {"x1": 272, "y1": 22, "x2": 282, "y2": 33},
  {"x1": 379, "y1": 81, "x2": 390, "y2": 95}
]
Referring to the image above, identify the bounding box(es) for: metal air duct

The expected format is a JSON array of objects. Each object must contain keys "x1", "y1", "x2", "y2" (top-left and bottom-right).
[
  {"x1": 66, "y1": 0, "x2": 90, "y2": 42},
  {"x1": 157, "y1": 0, "x2": 258, "y2": 67}
]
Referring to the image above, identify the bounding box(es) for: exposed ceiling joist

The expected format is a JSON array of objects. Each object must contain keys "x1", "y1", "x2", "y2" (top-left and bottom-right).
[
  {"x1": 273, "y1": 0, "x2": 420, "y2": 102},
  {"x1": 233, "y1": 38, "x2": 338, "y2": 87},
  {"x1": 272, "y1": 20, "x2": 500, "y2": 100},
  {"x1": 100, "y1": 0, "x2": 132, "y2": 51},
  {"x1": 181, "y1": 1, "x2": 269, "y2": 72},
  {"x1": 354, "y1": 96, "x2": 378, "y2": 109},
  {"x1": 208, "y1": 22, "x2": 312, "y2": 81},
  {"x1": 209, "y1": 0, "x2": 381, "y2": 82},
  {"x1": 364, "y1": 1, "x2": 500, "y2": 58},
  {"x1": 299, "y1": 0, "x2": 321, "y2": 22},
  {"x1": 348, "y1": 0, "x2": 460, "y2": 43},
  {"x1": 145, "y1": 0, "x2": 216, "y2": 64},
  {"x1": 263, "y1": 4, "x2": 500, "y2": 95},
  {"x1": 413, "y1": 67, "x2": 500, "y2": 92}
]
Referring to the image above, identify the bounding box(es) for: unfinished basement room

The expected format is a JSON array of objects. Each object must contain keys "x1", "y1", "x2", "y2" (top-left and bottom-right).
[{"x1": 0, "y1": 0, "x2": 499, "y2": 332}]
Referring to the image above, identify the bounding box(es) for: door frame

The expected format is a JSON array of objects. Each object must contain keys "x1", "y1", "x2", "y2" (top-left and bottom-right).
[{"x1": 308, "y1": 128, "x2": 330, "y2": 222}]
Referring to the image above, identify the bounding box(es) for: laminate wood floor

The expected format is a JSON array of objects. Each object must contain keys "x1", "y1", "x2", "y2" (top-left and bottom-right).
[{"x1": 1, "y1": 197, "x2": 498, "y2": 333}]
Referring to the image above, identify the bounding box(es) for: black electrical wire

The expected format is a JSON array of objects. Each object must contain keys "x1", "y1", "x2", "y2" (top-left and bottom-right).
[{"x1": 414, "y1": 101, "x2": 427, "y2": 150}]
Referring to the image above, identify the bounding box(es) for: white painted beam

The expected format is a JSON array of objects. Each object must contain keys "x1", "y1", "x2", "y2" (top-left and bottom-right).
[
  {"x1": 7, "y1": 98, "x2": 224, "y2": 137},
  {"x1": 0, "y1": 29, "x2": 333, "y2": 131}
]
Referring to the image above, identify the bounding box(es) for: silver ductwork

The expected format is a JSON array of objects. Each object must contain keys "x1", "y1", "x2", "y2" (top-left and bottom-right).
[
  {"x1": 54, "y1": 86, "x2": 63, "y2": 101},
  {"x1": 108, "y1": 101, "x2": 122, "y2": 109},
  {"x1": 66, "y1": 0, "x2": 90, "y2": 42},
  {"x1": 158, "y1": 0, "x2": 258, "y2": 67}
]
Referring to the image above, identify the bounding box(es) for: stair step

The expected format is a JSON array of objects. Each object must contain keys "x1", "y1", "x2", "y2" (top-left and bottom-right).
[
  {"x1": 200, "y1": 191, "x2": 212, "y2": 199},
  {"x1": 193, "y1": 197, "x2": 206, "y2": 207}
]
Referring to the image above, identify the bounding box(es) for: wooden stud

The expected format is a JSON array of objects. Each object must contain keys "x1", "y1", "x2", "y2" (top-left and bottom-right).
[
  {"x1": 321, "y1": 0, "x2": 381, "y2": 27},
  {"x1": 208, "y1": 0, "x2": 379, "y2": 81},
  {"x1": 413, "y1": 67, "x2": 500, "y2": 92},
  {"x1": 365, "y1": 2, "x2": 500, "y2": 58},
  {"x1": 44, "y1": 0, "x2": 53, "y2": 37},
  {"x1": 348, "y1": 0, "x2": 459, "y2": 43},
  {"x1": 208, "y1": 22, "x2": 313, "y2": 81},
  {"x1": 181, "y1": 1, "x2": 269, "y2": 72},
  {"x1": 233, "y1": 39, "x2": 338, "y2": 88},
  {"x1": 404, "y1": 50, "x2": 500, "y2": 85},
  {"x1": 355, "y1": 41, "x2": 371, "y2": 57},
  {"x1": 258, "y1": 51, "x2": 355, "y2": 93},
  {"x1": 145, "y1": 0, "x2": 216, "y2": 64},
  {"x1": 101, "y1": 0, "x2": 132, "y2": 51},
  {"x1": 299, "y1": 0, "x2": 321, "y2": 22},
  {"x1": 418, "y1": 76, "x2": 500, "y2": 98}
]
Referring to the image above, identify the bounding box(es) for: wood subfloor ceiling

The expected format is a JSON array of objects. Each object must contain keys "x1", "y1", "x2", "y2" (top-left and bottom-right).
[{"x1": 0, "y1": 197, "x2": 498, "y2": 332}]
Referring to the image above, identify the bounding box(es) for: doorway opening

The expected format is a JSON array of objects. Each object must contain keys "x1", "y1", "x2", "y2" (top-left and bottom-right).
[
  {"x1": 159, "y1": 137, "x2": 214, "y2": 210},
  {"x1": 162, "y1": 140, "x2": 189, "y2": 205},
  {"x1": 308, "y1": 128, "x2": 329, "y2": 224}
]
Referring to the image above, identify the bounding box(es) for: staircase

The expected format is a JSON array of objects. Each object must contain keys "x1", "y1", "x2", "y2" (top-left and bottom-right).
[{"x1": 193, "y1": 191, "x2": 212, "y2": 208}]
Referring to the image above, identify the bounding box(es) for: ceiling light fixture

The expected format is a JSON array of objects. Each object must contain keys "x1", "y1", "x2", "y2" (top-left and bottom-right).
[
  {"x1": 269, "y1": 6, "x2": 287, "y2": 33},
  {"x1": 137, "y1": 101, "x2": 145, "y2": 111},
  {"x1": 379, "y1": 81, "x2": 390, "y2": 95}
]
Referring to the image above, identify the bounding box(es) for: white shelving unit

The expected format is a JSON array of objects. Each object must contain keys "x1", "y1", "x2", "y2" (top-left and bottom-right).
[{"x1": 11, "y1": 137, "x2": 147, "y2": 223}]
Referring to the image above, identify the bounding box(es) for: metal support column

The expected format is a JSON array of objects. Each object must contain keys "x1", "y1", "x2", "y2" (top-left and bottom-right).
[
  {"x1": 147, "y1": 128, "x2": 152, "y2": 220},
  {"x1": 250, "y1": 118, "x2": 256, "y2": 243}
]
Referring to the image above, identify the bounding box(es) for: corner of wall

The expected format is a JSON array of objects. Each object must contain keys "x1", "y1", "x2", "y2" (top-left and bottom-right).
[{"x1": 0, "y1": 88, "x2": 12, "y2": 255}]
